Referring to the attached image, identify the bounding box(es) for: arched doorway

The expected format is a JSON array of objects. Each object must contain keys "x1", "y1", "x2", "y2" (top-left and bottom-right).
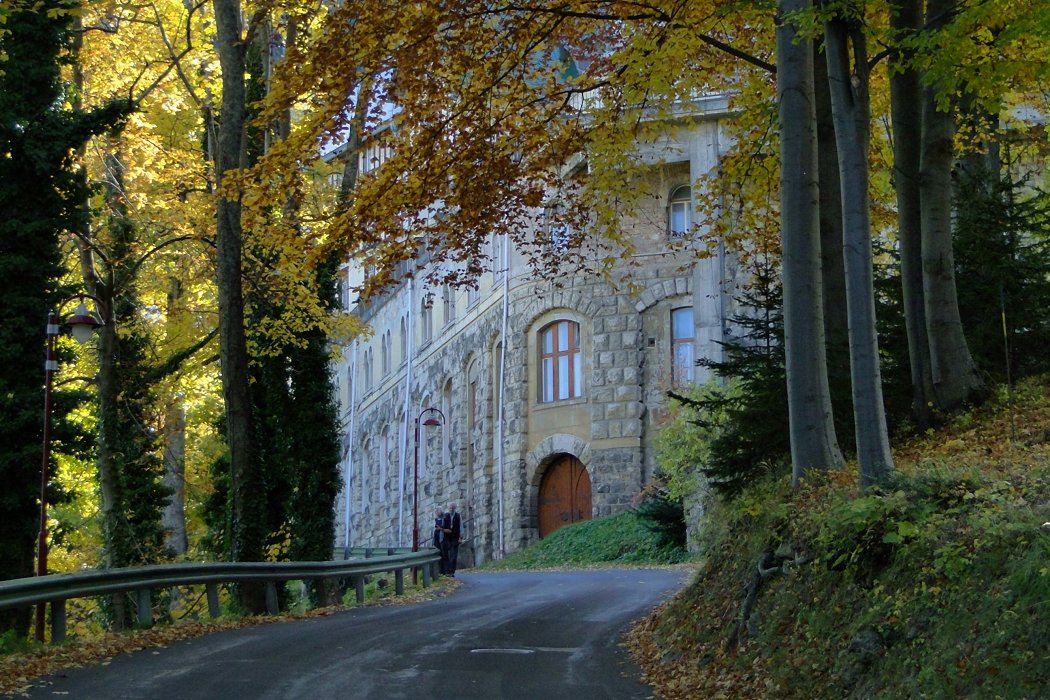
[{"x1": 538, "y1": 455, "x2": 592, "y2": 538}]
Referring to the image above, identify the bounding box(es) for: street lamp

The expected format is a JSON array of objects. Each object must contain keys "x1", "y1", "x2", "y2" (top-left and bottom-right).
[
  {"x1": 412, "y1": 407, "x2": 444, "y2": 554},
  {"x1": 36, "y1": 299, "x2": 103, "y2": 641}
]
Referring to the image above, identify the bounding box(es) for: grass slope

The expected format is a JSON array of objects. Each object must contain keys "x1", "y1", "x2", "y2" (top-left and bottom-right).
[
  {"x1": 484, "y1": 510, "x2": 689, "y2": 570},
  {"x1": 630, "y1": 376, "x2": 1050, "y2": 698}
]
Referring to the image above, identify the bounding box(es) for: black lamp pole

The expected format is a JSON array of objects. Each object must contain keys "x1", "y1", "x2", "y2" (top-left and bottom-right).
[
  {"x1": 36, "y1": 301, "x2": 102, "y2": 641},
  {"x1": 412, "y1": 407, "x2": 445, "y2": 554}
]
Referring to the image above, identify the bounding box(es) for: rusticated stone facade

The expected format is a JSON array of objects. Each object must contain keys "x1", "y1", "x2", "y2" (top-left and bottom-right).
[{"x1": 331, "y1": 100, "x2": 738, "y2": 565}]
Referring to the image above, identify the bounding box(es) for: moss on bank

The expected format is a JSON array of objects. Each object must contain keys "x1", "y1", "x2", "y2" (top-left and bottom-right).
[{"x1": 630, "y1": 376, "x2": 1050, "y2": 698}]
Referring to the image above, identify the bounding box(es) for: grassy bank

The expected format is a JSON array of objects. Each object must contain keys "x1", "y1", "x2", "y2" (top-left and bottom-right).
[
  {"x1": 483, "y1": 509, "x2": 690, "y2": 570},
  {"x1": 630, "y1": 375, "x2": 1050, "y2": 698}
]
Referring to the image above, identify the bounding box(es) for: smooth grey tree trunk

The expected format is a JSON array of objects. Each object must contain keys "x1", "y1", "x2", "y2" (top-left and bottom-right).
[
  {"x1": 212, "y1": 0, "x2": 266, "y2": 613},
  {"x1": 814, "y1": 39, "x2": 851, "y2": 426},
  {"x1": 777, "y1": 0, "x2": 844, "y2": 484},
  {"x1": 162, "y1": 278, "x2": 188, "y2": 556},
  {"x1": 889, "y1": 0, "x2": 934, "y2": 427},
  {"x1": 919, "y1": 0, "x2": 985, "y2": 411},
  {"x1": 823, "y1": 17, "x2": 894, "y2": 486}
]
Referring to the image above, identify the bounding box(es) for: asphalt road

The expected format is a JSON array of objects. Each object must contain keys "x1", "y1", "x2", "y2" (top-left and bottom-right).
[{"x1": 22, "y1": 568, "x2": 688, "y2": 699}]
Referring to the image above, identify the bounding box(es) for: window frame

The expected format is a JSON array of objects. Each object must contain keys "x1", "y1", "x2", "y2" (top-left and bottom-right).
[
  {"x1": 442, "y1": 284, "x2": 456, "y2": 326},
  {"x1": 539, "y1": 319, "x2": 582, "y2": 403},
  {"x1": 668, "y1": 185, "x2": 691, "y2": 239},
  {"x1": 671, "y1": 306, "x2": 695, "y2": 385},
  {"x1": 381, "y1": 330, "x2": 391, "y2": 376},
  {"x1": 421, "y1": 295, "x2": 434, "y2": 343}
]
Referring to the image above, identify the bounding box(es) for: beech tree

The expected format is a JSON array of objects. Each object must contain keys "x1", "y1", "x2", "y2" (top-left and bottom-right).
[
  {"x1": 72, "y1": 0, "x2": 220, "y2": 586},
  {"x1": 775, "y1": 0, "x2": 847, "y2": 483},
  {"x1": 822, "y1": 3, "x2": 893, "y2": 484},
  {"x1": 0, "y1": 0, "x2": 131, "y2": 635}
]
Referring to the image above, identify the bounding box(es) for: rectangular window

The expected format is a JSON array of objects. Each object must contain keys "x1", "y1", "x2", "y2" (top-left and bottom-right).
[
  {"x1": 421, "y1": 297, "x2": 433, "y2": 343},
  {"x1": 669, "y1": 186, "x2": 692, "y2": 239},
  {"x1": 546, "y1": 204, "x2": 571, "y2": 253},
  {"x1": 540, "y1": 320, "x2": 581, "y2": 402},
  {"x1": 671, "y1": 307, "x2": 695, "y2": 385},
  {"x1": 492, "y1": 234, "x2": 506, "y2": 281},
  {"x1": 443, "y1": 285, "x2": 456, "y2": 325},
  {"x1": 670, "y1": 202, "x2": 689, "y2": 237}
]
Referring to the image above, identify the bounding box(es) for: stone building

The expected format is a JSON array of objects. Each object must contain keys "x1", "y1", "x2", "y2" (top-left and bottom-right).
[{"x1": 331, "y1": 94, "x2": 738, "y2": 566}]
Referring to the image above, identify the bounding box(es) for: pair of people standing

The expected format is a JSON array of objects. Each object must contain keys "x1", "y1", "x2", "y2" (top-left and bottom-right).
[{"x1": 431, "y1": 503, "x2": 461, "y2": 576}]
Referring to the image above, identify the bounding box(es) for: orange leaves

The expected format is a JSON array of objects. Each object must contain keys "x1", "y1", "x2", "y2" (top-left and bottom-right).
[{"x1": 240, "y1": 0, "x2": 786, "y2": 306}]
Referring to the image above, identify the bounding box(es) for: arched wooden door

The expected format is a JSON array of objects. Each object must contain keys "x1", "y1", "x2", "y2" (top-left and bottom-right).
[{"x1": 538, "y1": 455, "x2": 592, "y2": 538}]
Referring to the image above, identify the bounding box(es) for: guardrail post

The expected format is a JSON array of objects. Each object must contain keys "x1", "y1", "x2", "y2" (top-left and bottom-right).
[
  {"x1": 206, "y1": 583, "x2": 221, "y2": 618},
  {"x1": 353, "y1": 575, "x2": 365, "y2": 604},
  {"x1": 51, "y1": 599, "x2": 66, "y2": 643},
  {"x1": 422, "y1": 563, "x2": 431, "y2": 588},
  {"x1": 136, "y1": 588, "x2": 153, "y2": 627},
  {"x1": 364, "y1": 548, "x2": 373, "y2": 558},
  {"x1": 395, "y1": 569, "x2": 404, "y2": 596},
  {"x1": 264, "y1": 581, "x2": 279, "y2": 615}
]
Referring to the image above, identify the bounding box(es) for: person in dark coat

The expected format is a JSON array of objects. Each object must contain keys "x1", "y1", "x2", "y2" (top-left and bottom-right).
[
  {"x1": 440, "y1": 502, "x2": 462, "y2": 576},
  {"x1": 433, "y1": 508, "x2": 447, "y2": 574}
]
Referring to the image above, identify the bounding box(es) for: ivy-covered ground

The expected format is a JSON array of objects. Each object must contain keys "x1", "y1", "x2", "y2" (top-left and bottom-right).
[
  {"x1": 629, "y1": 375, "x2": 1050, "y2": 698},
  {"x1": 481, "y1": 508, "x2": 690, "y2": 570}
]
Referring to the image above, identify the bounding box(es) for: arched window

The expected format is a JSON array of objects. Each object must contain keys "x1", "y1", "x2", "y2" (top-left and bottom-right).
[
  {"x1": 419, "y1": 395, "x2": 433, "y2": 478},
  {"x1": 360, "y1": 439, "x2": 370, "y2": 512},
  {"x1": 671, "y1": 306, "x2": 695, "y2": 385},
  {"x1": 442, "y1": 379, "x2": 453, "y2": 466},
  {"x1": 668, "y1": 185, "x2": 691, "y2": 238},
  {"x1": 399, "y1": 316, "x2": 407, "y2": 365},
  {"x1": 362, "y1": 347, "x2": 374, "y2": 392},
  {"x1": 539, "y1": 320, "x2": 582, "y2": 402},
  {"x1": 379, "y1": 427, "x2": 388, "y2": 501},
  {"x1": 381, "y1": 332, "x2": 390, "y2": 376},
  {"x1": 421, "y1": 295, "x2": 433, "y2": 343}
]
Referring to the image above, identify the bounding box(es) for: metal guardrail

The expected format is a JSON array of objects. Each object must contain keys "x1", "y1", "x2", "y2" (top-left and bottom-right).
[
  {"x1": 335, "y1": 546, "x2": 416, "y2": 559},
  {"x1": 0, "y1": 550, "x2": 442, "y2": 644}
]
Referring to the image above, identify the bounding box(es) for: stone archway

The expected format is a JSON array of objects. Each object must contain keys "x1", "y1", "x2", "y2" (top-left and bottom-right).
[{"x1": 538, "y1": 454, "x2": 592, "y2": 538}]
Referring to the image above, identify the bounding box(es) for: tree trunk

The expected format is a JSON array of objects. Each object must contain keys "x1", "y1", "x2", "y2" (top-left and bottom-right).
[
  {"x1": 776, "y1": 0, "x2": 844, "y2": 484},
  {"x1": 162, "y1": 277, "x2": 188, "y2": 556},
  {"x1": 824, "y1": 16, "x2": 894, "y2": 486},
  {"x1": 212, "y1": 0, "x2": 266, "y2": 613},
  {"x1": 919, "y1": 0, "x2": 985, "y2": 411},
  {"x1": 889, "y1": 0, "x2": 934, "y2": 427},
  {"x1": 813, "y1": 37, "x2": 853, "y2": 446}
]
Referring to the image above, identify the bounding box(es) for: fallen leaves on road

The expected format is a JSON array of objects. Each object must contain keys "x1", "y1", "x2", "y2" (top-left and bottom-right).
[{"x1": 0, "y1": 578, "x2": 460, "y2": 697}]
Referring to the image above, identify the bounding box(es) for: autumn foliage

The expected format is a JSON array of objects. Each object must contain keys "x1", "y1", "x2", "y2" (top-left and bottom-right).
[{"x1": 631, "y1": 376, "x2": 1050, "y2": 698}]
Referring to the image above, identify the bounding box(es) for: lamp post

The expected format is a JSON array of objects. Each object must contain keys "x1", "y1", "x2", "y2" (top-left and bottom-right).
[
  {"x1": 412, "y1": 407, "x2": 444, "y2": 554},
  {"x1": 36, "y1": 301, "x2": 103, "y2": 642}
]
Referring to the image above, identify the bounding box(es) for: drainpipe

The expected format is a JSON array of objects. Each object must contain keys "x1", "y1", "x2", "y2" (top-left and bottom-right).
[
  {"x1": 343, "y1": 339, "x2": 359, "y2": 553},
  {"x1": 397, "y1": 277, "x2": 415, "y2": 547},
  {"x1": 496, "y1": 235, "x2": 509, "y2": 557}
]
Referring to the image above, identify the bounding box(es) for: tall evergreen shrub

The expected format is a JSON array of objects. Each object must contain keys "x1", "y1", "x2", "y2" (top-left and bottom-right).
[{"x1": 954, "y1": 172, "x2": 1050, "y2": 380}]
